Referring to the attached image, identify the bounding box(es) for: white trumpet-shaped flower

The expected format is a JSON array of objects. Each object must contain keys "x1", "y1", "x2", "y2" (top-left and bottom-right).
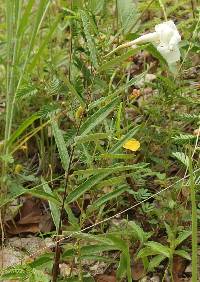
[
  {"x1": 107, "y1": 20, "x2": 181, "y2": 66},
  {"x1": 152, "y1": 21, "x2": 181, "y2": 64}
]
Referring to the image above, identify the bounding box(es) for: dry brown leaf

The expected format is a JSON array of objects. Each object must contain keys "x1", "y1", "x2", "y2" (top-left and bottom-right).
[
  {"x1": 172, "y1": 255, "x2": 187, "y2": 282},
  {"x1": 6, "y1": 197, "x2": 52, "y2": 234},
  {"x1": 6, "y1": 222, "x2": 40, "y2": 234},
  {"x1": 95, "y1": 275, "x2": 116, "y2": 282},
  {"x1": 131, "y1": 259, "x2": 145, "y2": 280}
]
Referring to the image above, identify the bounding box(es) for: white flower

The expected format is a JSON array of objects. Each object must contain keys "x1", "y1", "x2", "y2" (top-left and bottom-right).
[
  {"x1": 133, "y1": 20, "x2": 181, "y2": 65},
  {"x1": 153, "y1": 21, "x2": 181, "y2": 64},
  {"x1": 107, "y1": 20, "x2": 181, "y2": 66}
]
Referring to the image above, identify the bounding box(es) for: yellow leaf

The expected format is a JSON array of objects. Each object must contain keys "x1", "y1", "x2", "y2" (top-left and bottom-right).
[{"x1": 123, "y1": 139, "x2": 140, "y2": 152}]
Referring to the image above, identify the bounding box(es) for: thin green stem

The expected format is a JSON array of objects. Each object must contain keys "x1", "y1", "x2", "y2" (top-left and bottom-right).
[
  {"x1": 189, "y1": 156, "x2": 197, "y2": 282},
  {"x1": 158, "y1": 0, "x2": 167, "y2": 21}
]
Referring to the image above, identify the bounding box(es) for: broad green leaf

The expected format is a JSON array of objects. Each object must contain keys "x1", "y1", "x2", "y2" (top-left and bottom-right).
[
  {"x1": 42, "y1": 178, "x2": 61, "y2": 232},
  {"x1": 29, "y1": 254, "x2": 53, "y2": 268},
  {"x1": 145, "y1": 242, "x2": 171, "y2": 258},
  {"x1": 79, "y1": 97, "x2": 120, "y2": 137},
  {"x1": 148, "y1": 254, "x2": 166, "y2": 272},
  {"x1": 66, "y1": 172, "x2": 110, "y2": 204},
  {"x1": 51, "y1": 119, "x2": 69, "y2": 170},
  {"x1": 137, "y1": 247, "x2": 160, "y2": 259}
]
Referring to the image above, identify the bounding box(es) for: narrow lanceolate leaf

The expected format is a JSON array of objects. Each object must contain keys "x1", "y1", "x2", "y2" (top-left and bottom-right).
[
  {"x1": 80, "y1": 10, "x2": 98, "y2": 68},
  {"x1": 51, "y1": 119, "x2": 69, "y2": 170},
  {"x1": 73, "y1": 163, "x2": 147, "y2": 177},
  {"x1": 7, "y1": 113, "x2": 40, "y2": 147},
  {"x1": 66, "y1": 173, "x2": 109, "y2": 204},
  {"x1": 42, "y1": 178, "x2": 61, "y2": 232},
  {"x1": 88, "y1": 185, "x2": 127, "y2": 211},
  {"x1": 79, "y1": 97, "x2": 120, "y2": 137},
  {"x1": 74, "y1": 133, "x2": 108, "y2": 144}
]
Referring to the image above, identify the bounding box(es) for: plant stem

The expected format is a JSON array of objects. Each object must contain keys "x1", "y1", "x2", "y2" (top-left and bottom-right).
[
  {"x1": 158, "y1": 0, "x2": 167, "y2": 21},
  {"x1": 189, "y1": 156, "x2": 197, "y2": 282},
  {"x1": 52, "y1": 120, "x2": 82, "y2": 282}
]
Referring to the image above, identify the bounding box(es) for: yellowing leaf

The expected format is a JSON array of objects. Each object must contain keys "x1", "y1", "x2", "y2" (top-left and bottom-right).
[{"x1": 122, "y1": 139, "x2": 140, "y2": 151}]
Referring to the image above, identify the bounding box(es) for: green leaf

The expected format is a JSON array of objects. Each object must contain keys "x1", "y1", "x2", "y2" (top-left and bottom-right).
[
  {"x1": 66, "y1": 172, "x2": 110, "y2": 204},
  {"x1": 137, "y1": 247, "x2": 161, "y2": 259},
  {"x1": 75, "y1": 133, "x2": 108, "y2": 144},
  {"x1": 174, "y1": 230, "x2": 192, "y2": 248},
  {"x1": 73, "y1": 163, "x2": 147, "y2": 177},
  {"x1": 117, "y1": 0, "x2": 138, "y2": 34},
  {"x1": 30, "y1": 269, "x2": 50, "y2": 282},
  {"x1": 29, "y1": 188, "x2": 60, "y2": 205},
  {"x1": 148, "y1": 254, "x2": 166, "y2": 272},
  {"x1": 80, "y1": 10, "x2": 98, "y2": 68},
  {"x1": 174, "y1": 249, "x2": 191, "y2": 260},
  {"x1": 172, "y1": 152, "x2": 189, "y2": 168},
  {"x1": 128, "y1": 221, "x2": 148, "y2": 243},
  {"x1": 42, "y1": 178, "x2": 61, "y2": 232},
  {"x1": 98, "y1": 153, "x2": 136, "y2": 160},
  {"x1": 145, "y1": 242, "x2": 171, "y2": 258},
  {"x1": 81, "y1": 244, "x2": 119, "y2": 256},
  {"x1": 51, "y1": 119, "x2": 69, "y2": 170},
  {"x1": 79, "y1": 97, "x2": 120, "y2": 137},
  {"x1": 117, "y1": 252, "x2": 128, "y2": 280},
  {"x1": 7, "y1": 113, "x2": 40, "y2": 147},
  {"x1": 88, "y1": 185, "x2": 127, "y2": 211}
]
